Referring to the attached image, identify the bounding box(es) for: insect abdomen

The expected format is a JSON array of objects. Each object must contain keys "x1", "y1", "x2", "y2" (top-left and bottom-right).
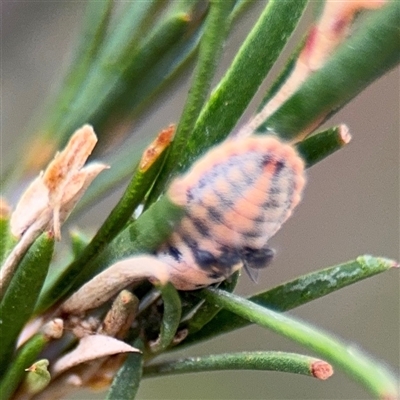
[{"x1": 161, "y1": 136, "x2": 306, "y2": 290}]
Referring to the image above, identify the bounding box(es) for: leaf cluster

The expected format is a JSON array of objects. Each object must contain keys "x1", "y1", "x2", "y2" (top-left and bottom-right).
[{"x1": 1, "y1": 1, "x2": 399, "y2": 399}]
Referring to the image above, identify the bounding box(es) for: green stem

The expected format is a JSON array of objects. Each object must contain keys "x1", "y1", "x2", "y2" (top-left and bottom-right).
[
  {"x1": 106, "y1": 340, "x2": 144, "y2": 400},
  {"x1": 42, "y1": 0, "x2": 114, "y2": 136},
  {"x1": 0, "y1": 334, "x2": 48, "y2": 400},
  {"x1": 143, "y1": 351, "x2": 333, "y2": 380},
  {"x1": 295, "y1": 125, "x2": 351, "y2": 168},
  {"x1": 149, "y1": 283, "x2": 182, "y2": 354},
  {"x1": 35, "y1": 195, "x2": 184, "y2": 313},
  {"x1": 258, "y1": 2, "x2": 400, "y2": 140},
  {"x1": 47, "y1": 0, "x2": 162, "y2": 144},
  {"x1": 0, "y1": 234, "x2": 54, "y2": 374},
  {"x1": 147, "y1": 0, "x2": 236, "y2": 203},
  {"x1": 201, "y1": 288, "x2": 398, "y2": 399},
  {"x1": 182, "y1": 256, "x2": 396, "y2": 346},
  {"x1": 178, "y1": 0, "x2": 308, "y2": 170},
  {"x1": 0, "y1": 210, "x2": 14, "y2": 265}
]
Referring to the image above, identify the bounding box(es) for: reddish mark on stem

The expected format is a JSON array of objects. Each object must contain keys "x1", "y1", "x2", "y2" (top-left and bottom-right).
[
  {"x1": 311, "y1": 360, "x2": 334, "y2": 380},
  {"x1": 140, "y1": 124, "x2": 175, "y2": 172}
]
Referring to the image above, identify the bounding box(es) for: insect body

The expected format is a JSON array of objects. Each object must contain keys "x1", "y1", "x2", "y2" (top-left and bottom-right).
[
  {"x1": 62, "y1": 136, "x2": 306, "y2": 314},
  {"x1": 159, "y1": 136, "x2": 306, "y2": 290}
]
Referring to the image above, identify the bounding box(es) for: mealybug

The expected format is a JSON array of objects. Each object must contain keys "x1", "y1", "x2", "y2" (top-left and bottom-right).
[{"x1": 158, "y1": 136, "x2": 306, "y2": 290}]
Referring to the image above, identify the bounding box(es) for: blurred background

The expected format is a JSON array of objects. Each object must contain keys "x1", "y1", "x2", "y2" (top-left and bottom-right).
[{"x1": 2, "y1": 2, "x2": 399, "y2": 399}]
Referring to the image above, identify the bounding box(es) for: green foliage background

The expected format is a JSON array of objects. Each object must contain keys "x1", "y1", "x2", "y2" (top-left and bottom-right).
[{"x1": 1, "y1": 2, "x2": 398, "y2": 399}]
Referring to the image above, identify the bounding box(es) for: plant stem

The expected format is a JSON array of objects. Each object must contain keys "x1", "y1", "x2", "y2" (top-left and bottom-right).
[
  {"x1": 202, "y1": 287, "x2": 398, "y2": 399},
  {"x1": 143, "y1": 351, "x2": 333, "y2": 380}
]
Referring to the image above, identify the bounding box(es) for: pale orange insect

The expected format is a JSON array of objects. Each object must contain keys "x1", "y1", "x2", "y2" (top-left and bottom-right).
[
  {"x1": 159, "y1": 136, "x2": 306, "y2": 290},
  {"x1": 62, "y1": 135, "x2": 306, "y2": 314}
]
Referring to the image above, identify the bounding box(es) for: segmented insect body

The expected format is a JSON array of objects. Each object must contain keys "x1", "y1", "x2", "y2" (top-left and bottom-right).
[{"x1": 158, "y1": 136, "x2": 306, "y2": 290}]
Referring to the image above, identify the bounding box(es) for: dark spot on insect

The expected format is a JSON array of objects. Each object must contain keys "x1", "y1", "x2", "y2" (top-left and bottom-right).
[
  {"x1": 253, "y1": 213, "x2": 265, "y2": 223},
  {"x1": 242, "y1": 229, "x2": 262, "y2": 238},
  {"x1": 188, "y1": 215, "x2": 210, "y2": 237},
  {"x1": 218, "y1": 248, "x2": 242, "y2": 268},
  {"x1": 187, "y1": 190, "x2": 194, "y2": 202},
  {"x1": 274, "y1": 160, "x2": 285, "y2": 175},
  {"x1": 241, "y1": 246, "x2": 275, "y2": 269},
  {"x1": 180, "y1": 234, "x2": 198, "y2": 251},
  {"x1": 207, "y1": 271, "x2": 223, "y2": 280},
  {"x1": 261, "y1": 155, "x2": 272, "y2": 166},
  {"x1": 207, "y1": 206, "x2": 224, "y2": 223},
  {"x1": 192, "y1": 248, "x2": 217, "y2": 269},
  {"x1": 214, "y1": 191, "x2": 234, "y2": 208},
  {"x1": 197, "y1": 177, "x2": 209, "y2": 189},
  {"x1": 264, "y1": 199, "x2": 280, "y2": 209},
  {"x1": 168, "y1": 246, "x2": 182, "y2": 262},
  {"x1": 269, "y1": 186, "x2": 281, "y2": 195},
  {"x1": 191, "y1": 245, "x2": 241, "y2": 278}
]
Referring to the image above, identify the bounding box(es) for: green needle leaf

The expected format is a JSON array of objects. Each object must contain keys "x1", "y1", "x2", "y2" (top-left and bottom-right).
[
  {"x1": 178, "y1": 0, "x2": 308, "y2": 170},
  {"x1": 257, "y1": 2, "x2": 400, "y2": 140},
  {"x1": 143, "y1": 351, "x2": 333, "y2": 380},
  {"x1": 0, "y1": 334, "x2": 48, "y2": 400},
  {"x1": 55, "y1": 4, "x2": 195, "y2": 143},
  {"x1": 36, "y1": 194, "x2": 184, "y2": 313},
  {"x1": 147, "y1": 0, "x2": 237, "y2": 202},
  {"x1": 43, "y1": 0, "x2": 161, "y2": 144},
  {"x1": 183, "y1": 256, "x2": 397, "y2": 345},
  {"x1": 295, "y1": 124, "x2": 351, "y2": 168},
  {"x1": 69, "y1": 229, "x2": 91, "y2": 258},
  {"x1": 41, "y1": 0, "x2": 114, "y2": 137},
  {"x1": 0, "y1": 205, "x2": 15, "y2": 265},
  {"x1": 106, "y1": 341, "x2": 143, "y2": 400},
  {"x1": 202, "y1": 287, "x2": 399, "y2": 399},
  {"x1": 150, "y1": 283, "x2": 182, "y2": 354},
  {"x1": 184, "y1": 272, "x2": 239, "y2": 335},
  {"x1": 0, "y1": 233, "x2": 54, "y2": 374}
]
